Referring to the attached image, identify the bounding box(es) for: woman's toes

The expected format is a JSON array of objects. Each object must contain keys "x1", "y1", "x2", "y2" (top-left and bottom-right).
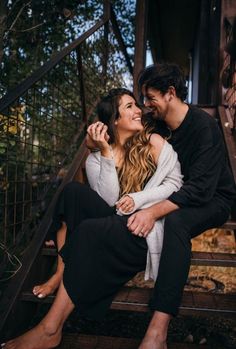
[
  {"x1": 33, "y1": 286, "x2": 40, "y2": 295},
  {"x1": 45, "y1": 240, "x2": 55, "y2": 247},
  {"x1": 37, "y1": 293, "x2": 46, "y2": 299}
]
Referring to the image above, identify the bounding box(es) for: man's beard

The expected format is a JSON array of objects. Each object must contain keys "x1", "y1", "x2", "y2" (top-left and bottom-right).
[{"x1": 152, "y1": 109, "x2": 165, "y2": 121}]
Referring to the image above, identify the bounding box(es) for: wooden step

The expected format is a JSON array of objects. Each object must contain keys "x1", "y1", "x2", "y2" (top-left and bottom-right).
[
  {"x1": 191, "y1": 251, "x2": 236, "y2": 267},
  {"x1": 42, "y1": 248, "x2": 236, "y2": 267},
  {"x1": 57, "y1": 333, "x2": 210, "y2": 349},
  {"x1": 221, "y1": 220, "x2": 236, "y2": 230},
  {"x1": 21, "y1": 287, "x2": 236, "y2": 317}
]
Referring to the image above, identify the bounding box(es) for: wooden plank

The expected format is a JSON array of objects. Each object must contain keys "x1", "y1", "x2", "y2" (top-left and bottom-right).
[
  {"x1": 42, "y1": 248, "x2": 236, "y2": 267},
  {"x1": 21, "y1": 287, "x2": 236, "y2": 317},
  {"x1": 111, "y1": 287, "x2": 151, "y2": 312},
  {"x1": 221, "y1": 220, "x2": 236, "y2": 230},
  {"x1": 57, "y1": 334, "x2": 210, "y2": 349},
  {"x1": 133, "y1": 0, "x2": 148, "y2": 98},
  {"x1": 191, "y1": 251, "x2": 236, "y2": 267}
]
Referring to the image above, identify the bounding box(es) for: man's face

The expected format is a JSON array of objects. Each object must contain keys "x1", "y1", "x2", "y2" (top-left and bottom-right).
[{"x1": 143, "y1": 87, "x2": 170, "y2": 121}]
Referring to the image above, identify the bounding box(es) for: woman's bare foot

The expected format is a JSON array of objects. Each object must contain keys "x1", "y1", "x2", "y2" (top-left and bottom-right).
[
  {"x1": 3, "y1": 322, "x2": 62, "y2": 349},
  {"x1": 33, "y1": 272, "x2": 62, "y2": 298}
]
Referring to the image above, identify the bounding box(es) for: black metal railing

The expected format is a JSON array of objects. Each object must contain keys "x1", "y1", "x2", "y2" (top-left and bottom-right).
[{"x1": 0, "y1": 2, "x2": 133, "y2": 282}]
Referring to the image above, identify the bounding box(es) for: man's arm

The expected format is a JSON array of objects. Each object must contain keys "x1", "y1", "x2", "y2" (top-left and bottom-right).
[{"x1": 127, "y1": 199, "x2": 179, "y2": 237}]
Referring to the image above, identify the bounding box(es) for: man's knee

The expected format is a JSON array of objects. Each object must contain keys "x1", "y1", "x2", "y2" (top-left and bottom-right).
[
  {"x1": 163, "y1": 210, "x2": 192, "y2": 251},
  {"x1": 164, "y1": 210, "x2": 186, "y2": 232}
]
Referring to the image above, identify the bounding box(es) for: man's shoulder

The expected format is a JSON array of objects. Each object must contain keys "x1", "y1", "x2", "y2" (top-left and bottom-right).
[{"x1": 189, "y1": 105, "x2": 218, "y2": 129}]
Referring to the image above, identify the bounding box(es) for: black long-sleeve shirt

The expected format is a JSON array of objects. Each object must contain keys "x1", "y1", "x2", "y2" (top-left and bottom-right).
[{"x1": 155, "y1": 105, "x2": 236, "y2": 210}]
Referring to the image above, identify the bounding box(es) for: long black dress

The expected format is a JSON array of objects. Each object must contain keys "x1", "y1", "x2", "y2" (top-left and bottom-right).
[{"x1": 50, "y1": 181, "x2": 147, "y2": 320}]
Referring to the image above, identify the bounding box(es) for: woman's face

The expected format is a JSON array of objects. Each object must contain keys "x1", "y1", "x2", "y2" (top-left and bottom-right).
[{"x1": 116, "y1": 94, "x2": 143, "y2": 135}]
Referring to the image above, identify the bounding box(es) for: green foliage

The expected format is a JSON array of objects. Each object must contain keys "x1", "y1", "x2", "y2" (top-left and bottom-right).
[
  {"x1": 0, "y1": 0, "x2": 136, "y2": 97},
  {"x1": 0, "y1": 0, "x2": 136, "y2": 281}
]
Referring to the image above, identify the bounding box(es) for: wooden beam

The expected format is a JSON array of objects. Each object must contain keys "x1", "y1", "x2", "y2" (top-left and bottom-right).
[{"x1": 133, "y1": 0, "x2": 149, "y2": 99}]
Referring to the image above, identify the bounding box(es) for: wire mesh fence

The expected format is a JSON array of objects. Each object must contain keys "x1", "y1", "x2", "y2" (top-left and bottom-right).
[{"x1": 0, "y1": 14, "x2": 133, "y2": 282}]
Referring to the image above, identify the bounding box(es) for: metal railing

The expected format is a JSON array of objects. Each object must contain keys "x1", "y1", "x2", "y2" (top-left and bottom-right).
[{"x1": 0, "y1": 2, "x2": 133, "y2": 283}]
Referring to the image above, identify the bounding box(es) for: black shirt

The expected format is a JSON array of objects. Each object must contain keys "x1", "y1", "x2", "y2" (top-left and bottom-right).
[{"x1": 154, "y1": 105, "x2": 236, "y2": 210}]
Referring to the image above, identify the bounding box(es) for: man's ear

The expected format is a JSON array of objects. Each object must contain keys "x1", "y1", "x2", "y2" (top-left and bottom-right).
[
  {"x1": 168, "y1": 86, "x2": 176, "y2": 97},
  {"x1": 167, "y1": 86, "x2": 176, "y2": 101}
]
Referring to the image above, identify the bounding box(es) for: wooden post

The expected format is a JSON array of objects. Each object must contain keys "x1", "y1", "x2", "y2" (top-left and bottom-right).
[
  {"x1": 197, "y1": 0, "x2": 221, "y2": 105},
  {"x1": 133, "y1": 0, "x2": 149, "y2": 99}
]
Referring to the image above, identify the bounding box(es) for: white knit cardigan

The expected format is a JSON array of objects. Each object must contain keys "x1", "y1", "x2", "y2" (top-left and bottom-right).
[{"x1": 85, "y1": 141, "x2": 183, "y2": 281}]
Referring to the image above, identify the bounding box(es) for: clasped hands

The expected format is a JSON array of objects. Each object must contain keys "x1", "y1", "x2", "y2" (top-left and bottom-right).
[{"x1": 117, "y1": 197, "x2": 155, "y2": 237}]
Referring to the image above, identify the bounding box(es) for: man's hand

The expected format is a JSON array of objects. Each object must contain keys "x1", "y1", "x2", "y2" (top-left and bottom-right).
[
  {"x1": 127, "y1": 208, "x2": 156, "y2": 237},
  {"x1": 127, "y1": 200, "x2": 179, "y2": 238}
]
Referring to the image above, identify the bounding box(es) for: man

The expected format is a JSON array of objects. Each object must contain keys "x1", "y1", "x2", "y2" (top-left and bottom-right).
[{"x1": 127, "y1": 62, "x2": 236, "y2": 349}]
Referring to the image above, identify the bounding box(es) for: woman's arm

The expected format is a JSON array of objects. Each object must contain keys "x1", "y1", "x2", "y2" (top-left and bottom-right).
[
  {"x1": 85, "y1": 121, "x2": 120, "y2": 206},
  {"x1": 85, "y1": 152, "x2": 120, "y2": 206}
]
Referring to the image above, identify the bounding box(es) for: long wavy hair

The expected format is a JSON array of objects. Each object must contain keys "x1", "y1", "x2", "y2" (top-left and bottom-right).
[{"x1": 97, "y1": 88, "x2": 156, "y2": 196}]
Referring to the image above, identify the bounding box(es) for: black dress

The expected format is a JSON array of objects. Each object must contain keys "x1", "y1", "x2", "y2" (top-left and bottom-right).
[{"x1": 50, "y1": 181, "x2": 147, "y2": 320}]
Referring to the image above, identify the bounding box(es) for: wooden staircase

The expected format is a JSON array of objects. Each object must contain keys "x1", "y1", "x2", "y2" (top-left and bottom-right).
[
  {"x1": 20, "y1": 239, "x2": 236, "y2": 319},
  {"x1": 0, "y1": 106, "x2": 236, "y2": 348}
]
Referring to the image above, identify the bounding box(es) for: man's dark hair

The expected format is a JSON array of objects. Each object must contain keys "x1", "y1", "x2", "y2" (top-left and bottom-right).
[{"x1": 138, "y1": 62, "x2": 188, "y2": 101}]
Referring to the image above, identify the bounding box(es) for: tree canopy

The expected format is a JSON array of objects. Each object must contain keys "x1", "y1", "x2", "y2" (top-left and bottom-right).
[{"x1": 0, "y1": 0, "x2": 136, "y2": 98}]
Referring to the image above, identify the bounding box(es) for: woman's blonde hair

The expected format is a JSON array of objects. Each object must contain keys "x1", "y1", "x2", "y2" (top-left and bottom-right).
[{"x1": 118, "y1": 124, "x2": 156, "y2": 196}]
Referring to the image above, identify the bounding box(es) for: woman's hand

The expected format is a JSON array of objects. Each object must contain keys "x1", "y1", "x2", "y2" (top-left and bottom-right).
[
  {"x1": 116, "y1": 195, "x2": 135, "y2": 213},
  {"x1": 85, "y1": 133, "x2": 98, "y2": 150},
  {"x1": 87, "y1": 122, "x2": 110, "y2": 156}
]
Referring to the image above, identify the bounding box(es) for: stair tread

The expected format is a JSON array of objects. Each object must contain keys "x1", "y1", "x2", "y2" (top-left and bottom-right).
[
  {"x1": 22, "y1": 287, "x2": 236, "y2": 316},
  {"x1": 56, "y1": 334, "x2": 210, "y2": 349},
  {"x1": 221, "y1": 220, "x2": 236, "y2": 230},
  {"x1": 42, "y1": 247, "x2": 236, "y2": 267},
  {"x1": 191, "y1": 251, "x2": 236, "y2": 266}
]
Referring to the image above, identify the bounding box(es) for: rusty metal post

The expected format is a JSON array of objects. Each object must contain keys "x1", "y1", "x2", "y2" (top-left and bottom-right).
[{"x1": 133, "y1": 0, "x2": 149, "y2": 99}]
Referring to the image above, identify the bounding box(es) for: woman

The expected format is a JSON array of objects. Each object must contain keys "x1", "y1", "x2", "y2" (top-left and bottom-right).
[{"x1": 3, "y1": 88, "x2": 182, "y2": 349}]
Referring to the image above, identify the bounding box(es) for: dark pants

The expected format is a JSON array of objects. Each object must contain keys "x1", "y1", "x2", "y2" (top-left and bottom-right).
[
  {"x1": 150, "y1": 201, "x2": 230, "y2": 316},
  {"x1": 54, "y1": 182, "x2": 230, "y2": 319}
]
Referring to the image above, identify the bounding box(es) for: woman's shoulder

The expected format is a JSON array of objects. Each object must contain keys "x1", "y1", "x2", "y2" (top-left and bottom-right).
[
  {"x1": 149, "y1": 133, "x2": 165, "y2": 148},
  {"x1": 149, "y1": 134, "x2": 165, "y2": 162}
]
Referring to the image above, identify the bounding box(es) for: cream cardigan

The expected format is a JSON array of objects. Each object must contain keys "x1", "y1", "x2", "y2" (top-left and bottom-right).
[{"x1": 85, "y1": 141, "x2": 183, "y2": 280}]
